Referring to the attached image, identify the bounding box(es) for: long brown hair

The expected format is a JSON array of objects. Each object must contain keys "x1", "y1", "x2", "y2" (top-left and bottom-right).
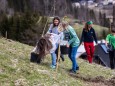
[
  {"x1": 36, "y1": 35, "x2": 53, "y2": 57},
  {"x1": 84, "y1": 23, "x2": 89, "y2": 31},
  {"x1": 53, "y1": 17, "x2": 60, "y2": 27}
]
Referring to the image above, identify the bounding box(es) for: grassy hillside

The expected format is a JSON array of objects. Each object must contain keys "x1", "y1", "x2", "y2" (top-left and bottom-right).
[{"x1": 0, "y1": 38, "x2": 115, "y2": 86}]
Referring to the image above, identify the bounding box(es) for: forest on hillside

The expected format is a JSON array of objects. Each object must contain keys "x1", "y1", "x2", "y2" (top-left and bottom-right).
[
  {"x1": 0, "y1": 0, "x2": 114, "y2": 45},
  {"x1": 0, "y1": 0, "x2": 73, "y2": 16},
  {"x1": 0, "y1": 0, "x2": 73, "y2": 45}
]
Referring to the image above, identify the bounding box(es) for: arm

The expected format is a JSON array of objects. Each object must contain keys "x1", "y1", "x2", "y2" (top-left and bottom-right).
[
  {"x1": 93, "y1": 29, "x2": 97, "y2": 44},
  {"x1": 68, "y1": 26, "x2": 80, "y2": 45},
  {"x1": 31, "y1": 46, "x2": 39, "y2": 54},
  {"x1": 105, "y1": 34, "x2": 110, "y2": 46},
  {"x1": 105, "y1": 40, "x2": 108, "y2": 46},
  {"x1": 47, "y1": 24, "x2": 53, "y2": 34}
]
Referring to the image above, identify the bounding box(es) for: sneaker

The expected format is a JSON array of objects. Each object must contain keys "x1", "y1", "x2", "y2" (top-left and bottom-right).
[
  {"x1": 69, "y1": 70, "x2": 76, "y2": 74},
  {"x1": 50, "y1": 65, "x2": 56, "y2": 69},
  {"x1": 69, "y1": 69, "x2": 73, "y2": 72},
  {"x1": 76, "y1": 67, "x2": 79, "y2": 70},
  {"x1": 69, "y1": 67, "x2": 79, "y2": 71}
]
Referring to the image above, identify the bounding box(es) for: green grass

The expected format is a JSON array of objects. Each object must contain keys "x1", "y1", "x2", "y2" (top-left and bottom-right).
[{"x1": 0, "y1": 38, "x2": 114, "y2": 86}]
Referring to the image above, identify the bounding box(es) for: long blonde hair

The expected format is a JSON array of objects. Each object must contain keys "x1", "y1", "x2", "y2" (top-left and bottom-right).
[
  {"x1": 62, "y1": 21, "x2": 69, "y2": 30},
  {"x1": 57, "y1": 23, "x2": 64, "y2": 32}
]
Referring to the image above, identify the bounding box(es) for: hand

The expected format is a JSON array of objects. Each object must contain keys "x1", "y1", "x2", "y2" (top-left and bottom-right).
[
  {"x1": 105, "y1": 43, "x2": 108, "y2": 46},
  {"x1": 46, "y1": 33, "x2": 52, "y2": 36},
  {"x1": 81, "y1": 42, "x2": 84, "y2": 45},
  {"x1": 105, "y1": 41, "x2": 108, "y2": 46},
  {"x1": 66, "y1": 43, "x2": 69, "y2": 47},
  {"x1": 96, "y1": 42, "x2": 98, "y2": 45}
]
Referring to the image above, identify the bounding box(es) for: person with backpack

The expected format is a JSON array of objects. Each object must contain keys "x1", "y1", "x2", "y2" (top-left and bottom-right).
[
  {"x1": 105, "y1": 28, "x2": 115, "y2": 69},
  {"x1": 62, "y1": 21, "x2": 80, "y2": 74},
  {"x1": 80, "y1": 21, "x2": 97, "y2": 63},
  {"x1": 47, "y1": 17, "x2": 63, "y2": 69}
]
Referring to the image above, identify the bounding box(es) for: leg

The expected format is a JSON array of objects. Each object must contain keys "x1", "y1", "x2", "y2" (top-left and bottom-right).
[
  {"x1": 70, "y1": 46, "x2": 79, "y2": 72},
  {"x1": 55, "y1": 45, "x2": 64, "y2": 61},
  {"x1": 114, "y1": 50, "x2": 115, "y2": 69},
  {"x1": 60, "y1": 54, "x2": 64, "y2": 61},
  {"x1": 51, "y1": 52, "x2": 56, "y2": 66},
  {"x1": 84, "y1": 42, "x2": 92, "y2": 63},
  {"x1": 89, "y1": 43, "x2": 95, "y2": 63},
  {"x1": 68, "y1": 47, "x2": 72, "y2": 61},
  {"x1": 109, "y1": 51, "x2": 114, "y2": 69},
  {"x1": 51, "y1": 44, "x2": 58, "y2": 67}
]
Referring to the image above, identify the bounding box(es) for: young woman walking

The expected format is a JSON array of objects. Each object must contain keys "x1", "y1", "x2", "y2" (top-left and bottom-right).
[{"x1": 80, "y1": 21, "x2": 97, "y2": 63}]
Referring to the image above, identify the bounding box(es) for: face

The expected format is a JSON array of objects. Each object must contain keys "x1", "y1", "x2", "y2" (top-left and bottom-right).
[
  {"x1": 88, "y1": 24, "x2": 92, "y2": 28},
  {"x1": 53, "y1": 19, "x2": 59, "y2": 26}
]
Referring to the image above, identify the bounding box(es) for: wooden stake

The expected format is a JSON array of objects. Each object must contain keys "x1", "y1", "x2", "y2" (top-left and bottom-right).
[{"x1": 56, "y1": 43, "x2": 61, "y2": 72}]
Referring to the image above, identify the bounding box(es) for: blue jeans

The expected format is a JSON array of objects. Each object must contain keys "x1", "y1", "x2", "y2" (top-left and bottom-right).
[
  {"x1": 69, "y1": 46, "x2": 79, "y2": 71},
  {"x1": 51, "y1": 44, "x2": 58, "y2": 66}
]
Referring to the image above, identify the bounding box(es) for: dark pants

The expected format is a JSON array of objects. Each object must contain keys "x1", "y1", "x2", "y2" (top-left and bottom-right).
[{"x1": 109, "y1": 50, "x2": 115, "y2": 69}]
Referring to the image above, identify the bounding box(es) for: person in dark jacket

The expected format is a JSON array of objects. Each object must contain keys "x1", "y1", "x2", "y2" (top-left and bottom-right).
[{"x1": 80, "y1": 21, "x2": 97, "y2": 63}]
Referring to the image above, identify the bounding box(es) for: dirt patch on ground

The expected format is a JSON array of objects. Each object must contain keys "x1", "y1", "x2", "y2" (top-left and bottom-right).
[
  {"x1": 70, "y1": 74, "x2": 115, "y2": 86},
  {"x1": 85, "y1": 82, "x2": 108, "y2": 86},
  {"x1": 106, "y1": 77, "x2": 115, "y2": 86}
]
